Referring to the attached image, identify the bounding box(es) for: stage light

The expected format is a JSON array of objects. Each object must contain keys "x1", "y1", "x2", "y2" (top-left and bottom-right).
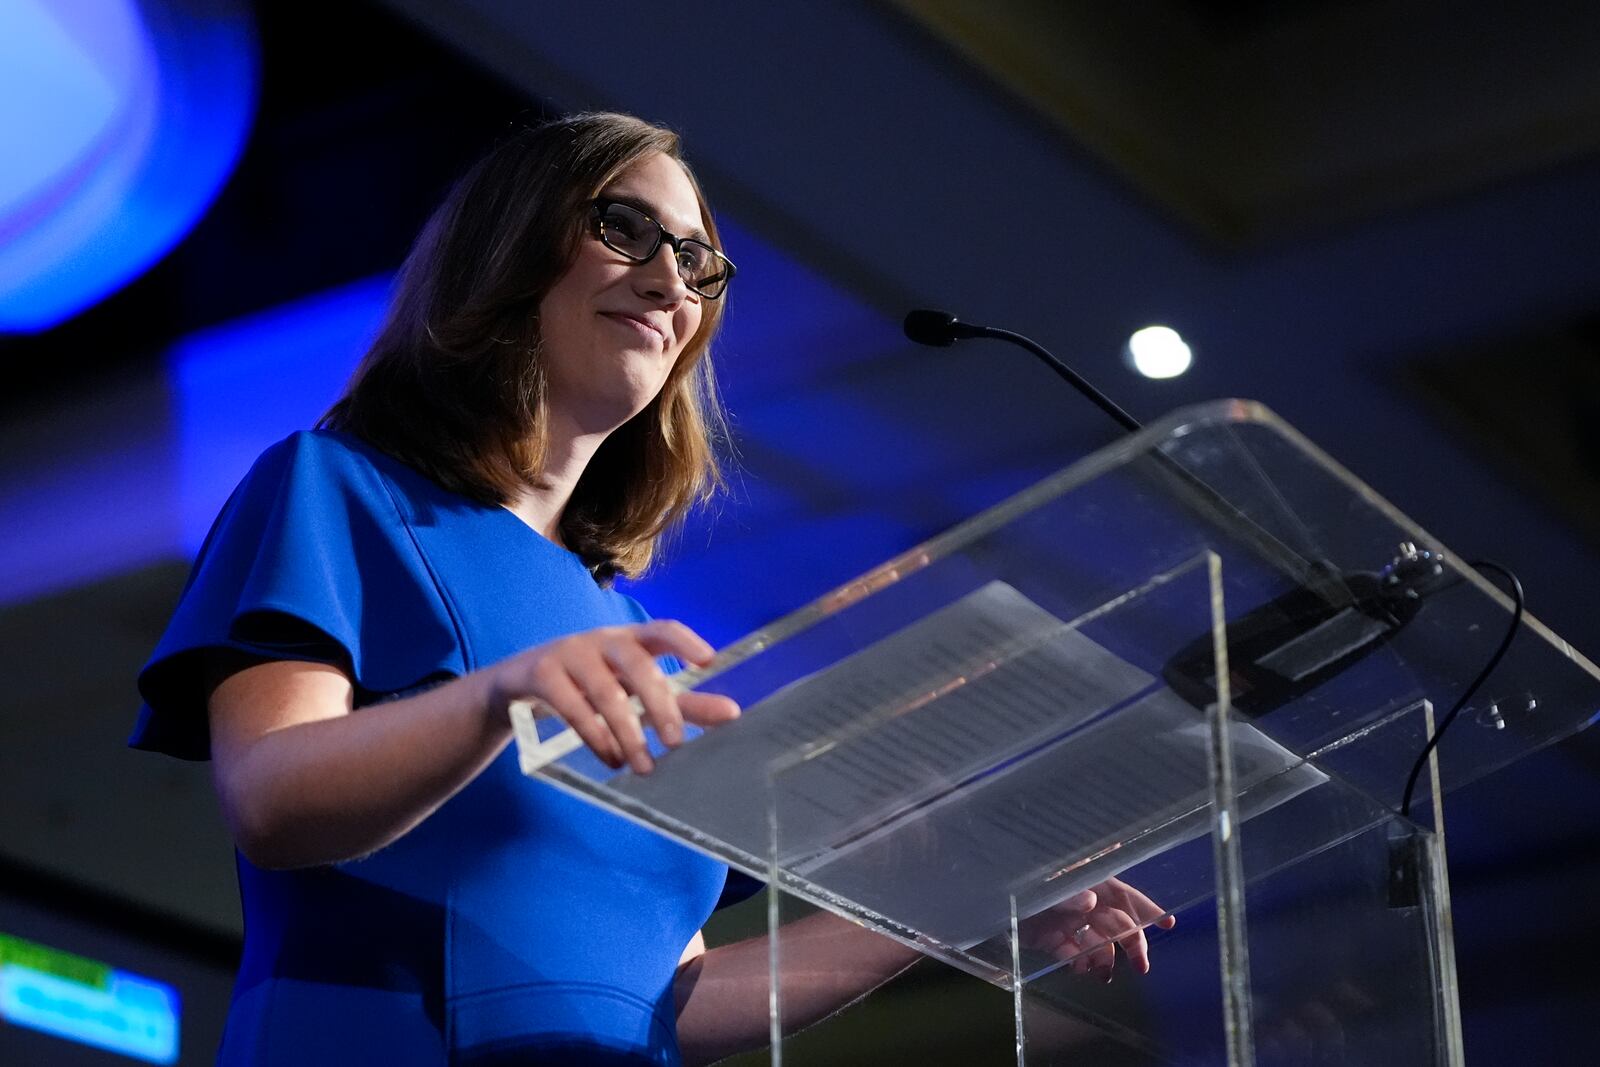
[
  {"x1": 0, "y1": 0, "x2": 256, "y2": 333},
  {"x1": 1126, "y1": 325, "x2": 1193, "y2": 379}
]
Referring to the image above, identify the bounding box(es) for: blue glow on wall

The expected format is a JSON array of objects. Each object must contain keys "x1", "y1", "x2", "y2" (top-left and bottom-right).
[
  {"x1": 167, "y1": 275, "x2": 392, "y2": 555},
  {"x1": 0, "y1": 0, "x2": 257, "y2": 333}
]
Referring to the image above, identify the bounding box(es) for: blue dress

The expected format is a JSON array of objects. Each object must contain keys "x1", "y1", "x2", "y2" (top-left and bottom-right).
[{"x1": 132, "y1": 430, "x2": 732, "y2": 1065}]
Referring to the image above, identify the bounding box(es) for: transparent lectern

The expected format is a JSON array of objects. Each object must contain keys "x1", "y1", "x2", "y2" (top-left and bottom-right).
[{"x1": 512, "y1": 400, "x2": 1600, "y2": 1065}]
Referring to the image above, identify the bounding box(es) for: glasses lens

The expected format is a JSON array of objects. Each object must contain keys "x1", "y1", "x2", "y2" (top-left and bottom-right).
[
  {"x1": 598, "y1": 201, "x2": 731, "y2": 298},
  {"x1": 674, "y1": 242, "x2": 711, "y2": 279},
  {"x1": 597, "y1": 203, "x2": 658, "y2": 260},
  {"x1": 680, "y1": 240, "x2": 730, "y2": 298}
]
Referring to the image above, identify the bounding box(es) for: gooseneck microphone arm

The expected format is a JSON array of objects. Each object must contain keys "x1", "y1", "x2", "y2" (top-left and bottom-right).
[
  {"x1": 902, "y1": 309, "x2": 1142, "y2": 433},
  {"x1": 902, "y1": 307, "x2": 1323, "y2": 595}
]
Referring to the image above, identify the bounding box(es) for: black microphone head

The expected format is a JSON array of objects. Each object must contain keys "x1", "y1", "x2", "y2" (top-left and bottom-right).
[{"x1": 903, "y1": 308, "x2": 962, "y2": 347}]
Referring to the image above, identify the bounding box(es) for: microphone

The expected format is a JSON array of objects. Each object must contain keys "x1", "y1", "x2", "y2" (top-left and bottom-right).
[
  {"x1": 903, "y1": 306, "x2": 1441, "y2": 721},
  {"x1": 902, "y1": 309, "x2": 984, "y2": 346},
  {"x1": 903, "y1": 310, "x2": 1141, "y2": 433}
]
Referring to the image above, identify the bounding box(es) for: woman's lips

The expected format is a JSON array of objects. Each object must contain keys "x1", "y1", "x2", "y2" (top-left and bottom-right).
[{"x1": 600, "y1": 312, "x2": 665, "y2": 347}]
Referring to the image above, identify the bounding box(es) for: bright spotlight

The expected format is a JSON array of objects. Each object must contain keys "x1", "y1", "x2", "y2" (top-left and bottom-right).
[{"x1": 1126, "y1": 325, "x2": 1192, "y2": 379}]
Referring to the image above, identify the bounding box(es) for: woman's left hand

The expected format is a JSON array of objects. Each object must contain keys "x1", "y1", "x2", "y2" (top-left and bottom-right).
[{"x1": 1019, "y1": 877, "x2": 1176, "y2": 981}]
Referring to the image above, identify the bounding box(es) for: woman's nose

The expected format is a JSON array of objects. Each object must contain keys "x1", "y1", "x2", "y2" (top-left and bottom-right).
[{"x1": 636, "y1": 242, "x2": 689, "y2": 302}]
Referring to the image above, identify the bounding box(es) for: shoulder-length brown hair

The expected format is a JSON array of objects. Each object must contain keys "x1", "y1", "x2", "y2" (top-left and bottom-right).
[{"x1": 320, "y1": 112, "x2": 729, "y2": 583}]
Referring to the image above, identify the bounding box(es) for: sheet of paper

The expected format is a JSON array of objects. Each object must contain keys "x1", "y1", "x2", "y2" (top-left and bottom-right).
[
  {"x1": 787, "y1": 686, "x2": 1326, "y2": 947},
  {"x1": 612, "y1": 581, "x2": 1156, "y2": 861}
]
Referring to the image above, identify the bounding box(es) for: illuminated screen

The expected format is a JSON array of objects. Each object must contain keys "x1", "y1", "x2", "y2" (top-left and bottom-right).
[
  {"x1": 0, "y1": 932, "x2": 179, "y2": 1063},
  {"x1": 0, "y1": 877, "x2": 232, "y2": 1066}
]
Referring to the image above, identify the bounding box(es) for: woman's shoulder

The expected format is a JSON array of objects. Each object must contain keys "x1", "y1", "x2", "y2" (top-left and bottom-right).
[
  {"x1": 235, "y1": 428, "x2": 449, "y2": 521},
  {"x1": 252, "y1": 428, "x2": 386, "y2": 485},
  {"x1": 224, "y1": 428, "x2": 370, "y2": 500},
  {"x1": 134, "y1": 428, "x2": 469, "y2": 758}
]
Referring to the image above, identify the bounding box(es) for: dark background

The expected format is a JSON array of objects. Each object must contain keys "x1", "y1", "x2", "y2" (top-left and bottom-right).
[{"x1": 4, "y1": 1, "x2": 1600, "y2": 1062}]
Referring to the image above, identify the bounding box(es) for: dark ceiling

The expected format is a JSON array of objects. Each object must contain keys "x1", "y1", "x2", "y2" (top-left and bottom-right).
[{"x1": 897, "y1": 0, "x2": 1600, "y2": 243}]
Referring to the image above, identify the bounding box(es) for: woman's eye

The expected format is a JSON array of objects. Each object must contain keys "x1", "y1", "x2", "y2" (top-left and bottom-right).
[
  {"x1": 605, "y1": 213, "x2": 640, "y2": 240},
  {"x1": 681, "y1": 245, "x2": 716, "y2": 274}
]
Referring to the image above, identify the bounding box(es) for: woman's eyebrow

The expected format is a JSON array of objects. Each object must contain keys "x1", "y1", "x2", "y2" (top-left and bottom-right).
[{"x1": 605, "y1": 192, "x2": 711, "y2": 244}]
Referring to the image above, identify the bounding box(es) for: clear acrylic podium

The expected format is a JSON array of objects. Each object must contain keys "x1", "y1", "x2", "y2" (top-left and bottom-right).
[{"x1": 511, "y1": 400, "x2": 1600, "y2": 1065}]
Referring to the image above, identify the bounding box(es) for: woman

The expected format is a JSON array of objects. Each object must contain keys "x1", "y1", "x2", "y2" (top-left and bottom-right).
[{"x1": 133, "y1": 112, "x2": 1166, "y2": 1065}]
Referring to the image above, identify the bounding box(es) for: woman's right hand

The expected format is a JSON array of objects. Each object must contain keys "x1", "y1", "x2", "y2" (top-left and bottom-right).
[{"x1": 484, "y1": 620, "x2": 741, "y2": 774}]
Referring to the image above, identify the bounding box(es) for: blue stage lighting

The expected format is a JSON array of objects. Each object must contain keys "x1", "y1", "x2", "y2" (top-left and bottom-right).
[{"x1": 0, "y1": 0, "x2": 257, "y2": 333}]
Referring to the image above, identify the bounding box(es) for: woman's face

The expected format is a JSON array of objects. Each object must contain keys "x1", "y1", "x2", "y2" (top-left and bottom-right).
[{"x1": 537, "y1": 151, "x2": 707, "y2": 437}]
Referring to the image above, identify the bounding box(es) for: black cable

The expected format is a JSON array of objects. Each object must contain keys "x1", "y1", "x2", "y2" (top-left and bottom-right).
[{"x1": 1398, "y1": 560, "x2": 1524, "y2": 820}]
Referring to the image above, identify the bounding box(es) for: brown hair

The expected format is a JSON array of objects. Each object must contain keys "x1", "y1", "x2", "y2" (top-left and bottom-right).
[{"x1": 320, "y1": 112, "x2": 729, "y2": 582}]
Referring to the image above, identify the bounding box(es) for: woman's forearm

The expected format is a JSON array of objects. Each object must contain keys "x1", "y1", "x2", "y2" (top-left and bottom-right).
[
  {"x1": 673, "y1": 910, "x2": 921, "y2": 1066},
  {"x1": 209, "y1": 621, "x2": 733, "y2": 871},
  {"x1": 213, "y1": 664, "x2": 509, "y2": 869}
]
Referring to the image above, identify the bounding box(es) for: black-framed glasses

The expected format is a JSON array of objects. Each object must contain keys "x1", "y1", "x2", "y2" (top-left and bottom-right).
[{"x1": 590, "y1": 198, "x2": 736, "y2": 299}]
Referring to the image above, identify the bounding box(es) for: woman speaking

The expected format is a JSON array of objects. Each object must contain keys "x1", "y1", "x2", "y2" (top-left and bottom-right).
[{"x1": 133, "y1": 112, "x2": 1165, "y2": 1065}]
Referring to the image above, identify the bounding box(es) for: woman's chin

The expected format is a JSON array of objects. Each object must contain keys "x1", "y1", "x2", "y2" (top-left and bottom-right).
[{"x1": 568, "y1": 391, "x2": 665, "y2": 436}]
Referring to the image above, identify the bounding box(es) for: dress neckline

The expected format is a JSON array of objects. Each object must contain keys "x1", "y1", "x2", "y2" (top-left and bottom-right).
[{"x1": 494, "y1": 504, "x2": 594, "y2": 572}]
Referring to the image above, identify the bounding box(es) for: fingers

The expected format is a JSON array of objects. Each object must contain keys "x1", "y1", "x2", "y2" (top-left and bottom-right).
[
  {"x1": 526, "y1": 658, "x2": 625, "y2": 769},
  {"x1": 1091, "y1": 906, "x2": 1149, "y2": 976},
  {"x1": 1061, "y1": 924, "x2": 1102, "y2": 976},
  {"x1": 603, "y1": 635, "x2": 686, "y2": 749},
  {"x1": 1026, "y1": 925, "x2": 1072, "y2": 955},
  {"x1": 568, "y1": 647, "x2": 654, "y2": 774},
  {"x1": 1098, "y1": 877, "x2": 1176, "y2": 931},
  {"x1": 600, "y1": 628, "x2": 740, "y2": 755},
  {"x1": 1059, "y1": 889, "x2": 1097, "y2": 913},
  {"x1": 1081, "y1": 879, "x2": 1167, "y2": 976},
  {"x1": 677, "y1": 690, "x2": 741, "y2": 726},
  {"x1": 1054, "y1": 907, "x2": 1140, "y2": 979},
  {"x1": 633, "y1": 619, "x2": 717, "y2": 667},
  {"x1": 501, "y1": 621, "x2": 734, "y2": 775},
  {"x1": 1029, "y1": 878, "x2": 1172, "y2": 981}
]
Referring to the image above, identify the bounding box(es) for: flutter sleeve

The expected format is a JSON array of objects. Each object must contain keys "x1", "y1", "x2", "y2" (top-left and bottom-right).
[{"x1": 132, "y1": 431, "x2": 466, "y2": 760}]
